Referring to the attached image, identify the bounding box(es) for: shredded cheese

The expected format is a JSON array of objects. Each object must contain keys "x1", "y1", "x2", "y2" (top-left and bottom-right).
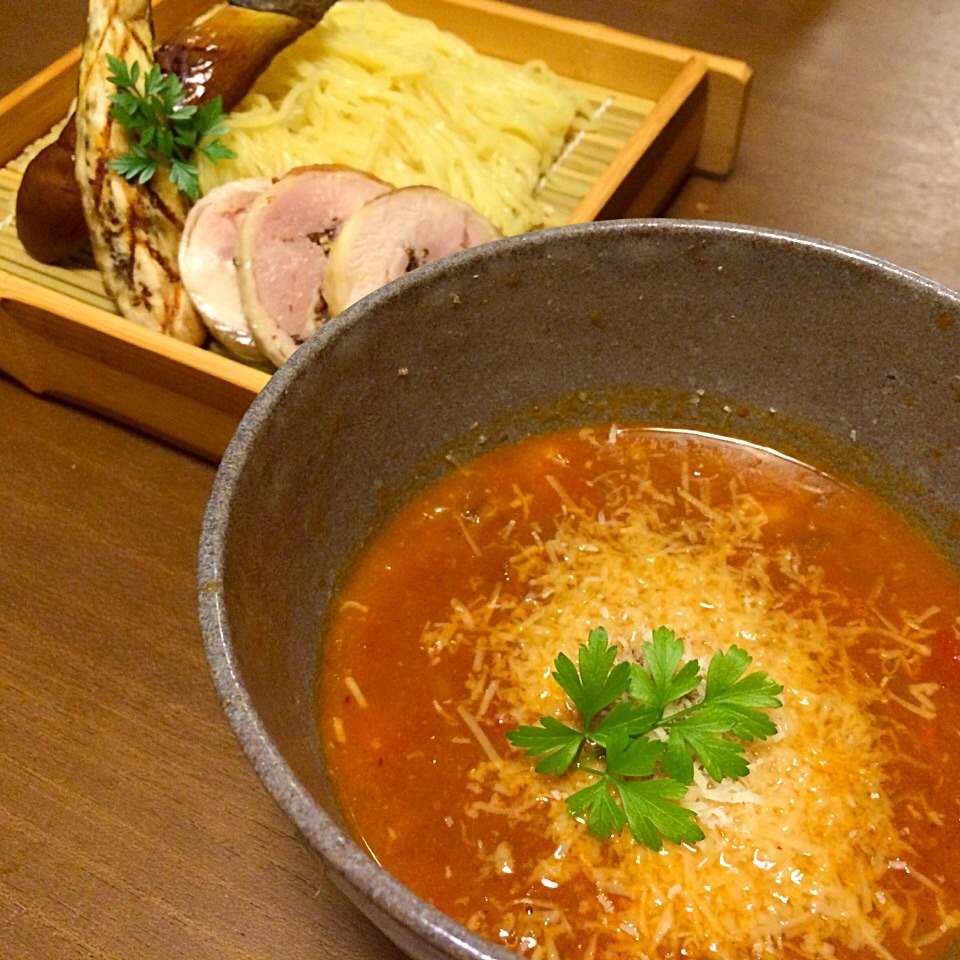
[
  {"x1": 457, "y1": 705, "x2": 502, "y2": 767},
  {"x1": 344, "y1": 675, "x2": 368, "y2": 708},
  {"x1": 418, "y1": 432, "x2": 958, "y2": 959}
]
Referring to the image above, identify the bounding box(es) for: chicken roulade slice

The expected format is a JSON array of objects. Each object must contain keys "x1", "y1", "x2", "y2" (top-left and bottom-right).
[
  {"x1": 179, "y1": 178, "x2": 271, "y2": 364},
  {"x1": 237, "y1": 164, "x2": 392, "y2": 367},
  {"x1": 324, "y1": 186, "x2": 501, "y2": 317}
]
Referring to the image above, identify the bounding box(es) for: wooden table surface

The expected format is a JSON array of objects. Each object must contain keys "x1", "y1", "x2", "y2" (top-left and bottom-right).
[{"x1": 2, "y1": 2, "x2": 960, "y2": 958}]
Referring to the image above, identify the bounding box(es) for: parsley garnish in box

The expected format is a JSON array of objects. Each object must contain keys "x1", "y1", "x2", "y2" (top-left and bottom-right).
[
  {"x1": 506, "y1": 625, "x2": 784, "y2": 851},
  {"x1": 105, "y1": 55, "x2": 236, "y2": 201}
]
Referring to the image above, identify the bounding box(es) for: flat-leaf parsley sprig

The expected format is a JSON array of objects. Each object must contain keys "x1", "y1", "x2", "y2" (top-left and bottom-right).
[
  {"x1": 105, "y1": 55, "x2": 235, "y2": 200},
  {"x1": 506, "y1": 625, "x2": 783, "y2": 851}
]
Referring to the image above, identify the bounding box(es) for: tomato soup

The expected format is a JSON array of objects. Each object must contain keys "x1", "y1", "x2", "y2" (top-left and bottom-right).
[{"x1": 319, "y1": 425, "x2": 960, "y2": 960}]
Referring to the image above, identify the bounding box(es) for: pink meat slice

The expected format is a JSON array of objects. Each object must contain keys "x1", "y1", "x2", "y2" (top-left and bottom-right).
[
  {"x1": 237, "y1": 164, "x2": 392, "y2": 367},
  {"x1": 178, "y1": 177, "x2": 270, "y2": 363},
  {"x1": 324, "y1": 186, "x2": 501, "y2": 316}
]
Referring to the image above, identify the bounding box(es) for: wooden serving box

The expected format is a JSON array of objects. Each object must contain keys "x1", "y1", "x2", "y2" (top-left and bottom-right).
[{"x1": 0, "y1": 0, "x2": 751, "y2": 462}]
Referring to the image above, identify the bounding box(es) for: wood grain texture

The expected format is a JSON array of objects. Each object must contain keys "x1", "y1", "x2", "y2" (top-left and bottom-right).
[
  {"x1": 0, "y1": 373, "x2": 404, "y2": 959},
  {"x1": 562, "y1": 0, "x2": 960, "y2": 293},
  {"x1": 1, "y1": 1, "x2": 959, "y2": 958}
]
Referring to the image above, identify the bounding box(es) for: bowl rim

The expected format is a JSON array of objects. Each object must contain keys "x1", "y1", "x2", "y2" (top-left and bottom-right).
[{"x1": 197, "y1": 216, "x2": 960, "y2": 960}]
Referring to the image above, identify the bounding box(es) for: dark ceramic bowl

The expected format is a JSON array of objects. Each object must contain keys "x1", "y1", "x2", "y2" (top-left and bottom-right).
[{"x1": 198, "y1": 219, "x2": 960, "y2": 960}]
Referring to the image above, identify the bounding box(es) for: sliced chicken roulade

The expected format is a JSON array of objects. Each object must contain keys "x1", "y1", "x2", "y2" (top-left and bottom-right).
[
  {"x1": 324, "y1": 186, "x2": 501, "y2": 316},
  {"x1": 179, "y1": 178, "x2": 270, "y2": 363},
  {"x1": 236, "y1": 164, "x2": 392, "y2": 367}
]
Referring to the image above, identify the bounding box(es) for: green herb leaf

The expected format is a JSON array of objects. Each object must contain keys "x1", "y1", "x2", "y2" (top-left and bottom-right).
[
  {"x1": 628, "y1": 625, "x2": 702, "y2": 711},
  {"x1": 106, "y1": 54, "x2": 138, "y2": 89},
  {"x1": 108, "y1": 146, "x2": 156, "y2": 185},
  {"x1": 603, "y1": 731, "x2": 701, "y2": 849},
  {"x1": 506, "y1": 625, "x2": 782, "y2": 851},
  {"x1": 615, "y1": 776, "x2": 704, "y2": 850},
  {"x1": 567, "y1": 778, "x2": 626, "y2": 838},
  {"x1": 661, "y1": 711, "x2": 750, "y2": 784},
  {"x1": 553, "y1": 626, "x2": 630, "y2": 729},
  {"x1": 568, "y1": 735, "x2": 699, "y2": 847},
  {"x1": 702, "y1": 645, "x2": 784, "y2": 740},
  {"x1": 194, "y1": 97, "x2": 228, "y2": 136},
  {"x1": 590, "y1": 699, "x2": 661, "y2": 747},
  {"x1": 602, "y1": 728, "x2": 664, "y2": 779},
  {"x1": 655, "y1": 645, "x2": 783, "y2": 783},
  {"x1": 170, "y1": 159, "x2": 201, "y2": 200},
  {"x1": 198, "y1": 140, "x2": 236, "y2": 163},
  {"x1": 506, "y1": 716, "x2": 584, "y2": 776},
  {"x1": 105, "y1": 56, "x2": 236, "y2": 200}
]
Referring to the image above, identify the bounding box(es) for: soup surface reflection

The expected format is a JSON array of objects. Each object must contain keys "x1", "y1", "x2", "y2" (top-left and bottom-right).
[{"x1": 319, "y1": 425, "x2": 960, "y2": 960}]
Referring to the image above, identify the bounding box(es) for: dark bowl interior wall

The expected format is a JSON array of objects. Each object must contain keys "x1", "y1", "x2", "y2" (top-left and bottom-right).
[{"x1": 204, "y1": 217, "x2": 960, "y2": 884}]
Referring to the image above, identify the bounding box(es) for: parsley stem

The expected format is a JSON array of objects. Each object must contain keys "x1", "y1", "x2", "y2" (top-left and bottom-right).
[
  {"x1": 658, "y1": 705, "x2": 697, "y2": 725},
  {"x1": 580, "y1": 765, "x2": 608, "y2": 777}
]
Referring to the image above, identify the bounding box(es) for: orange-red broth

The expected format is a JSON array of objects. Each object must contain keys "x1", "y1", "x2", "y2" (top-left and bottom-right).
[{"x1": 319, "y1": 426, "x2": 960, "y2": 960}]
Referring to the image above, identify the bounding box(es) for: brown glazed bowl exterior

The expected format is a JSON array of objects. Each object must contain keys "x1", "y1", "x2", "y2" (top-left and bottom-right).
[{"x1": 198, "y1": 219, "x2": 960, "y2": 960}]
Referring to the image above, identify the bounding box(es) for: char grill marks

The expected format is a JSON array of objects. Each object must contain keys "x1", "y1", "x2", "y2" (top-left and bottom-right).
[{"x1": 75, "y1": 0, "x2": 205, "y2": 344}]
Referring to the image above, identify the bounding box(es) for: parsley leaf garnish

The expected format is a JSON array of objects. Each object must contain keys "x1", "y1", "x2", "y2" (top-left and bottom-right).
[
  {"x1": 506, "y1": 625, "x2": 783, "y2": 850},
  {"x1": 507, "y1": 715, "x2": 583, "y2": 776},
  {"x1": 553, "y1": 626, "x2": 631, "y2": 729},
  {"x1": 105, "y1": 55, "x2": 236, "y2": 201},
  {"x1": 628, "y1": 625, "x2": 702, "y2": 710}
]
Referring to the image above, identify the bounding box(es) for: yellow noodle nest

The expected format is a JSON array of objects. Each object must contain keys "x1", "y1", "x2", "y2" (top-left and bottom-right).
[{"x1": 196, "y1": 0, "x2": 592, "y2": 235}]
